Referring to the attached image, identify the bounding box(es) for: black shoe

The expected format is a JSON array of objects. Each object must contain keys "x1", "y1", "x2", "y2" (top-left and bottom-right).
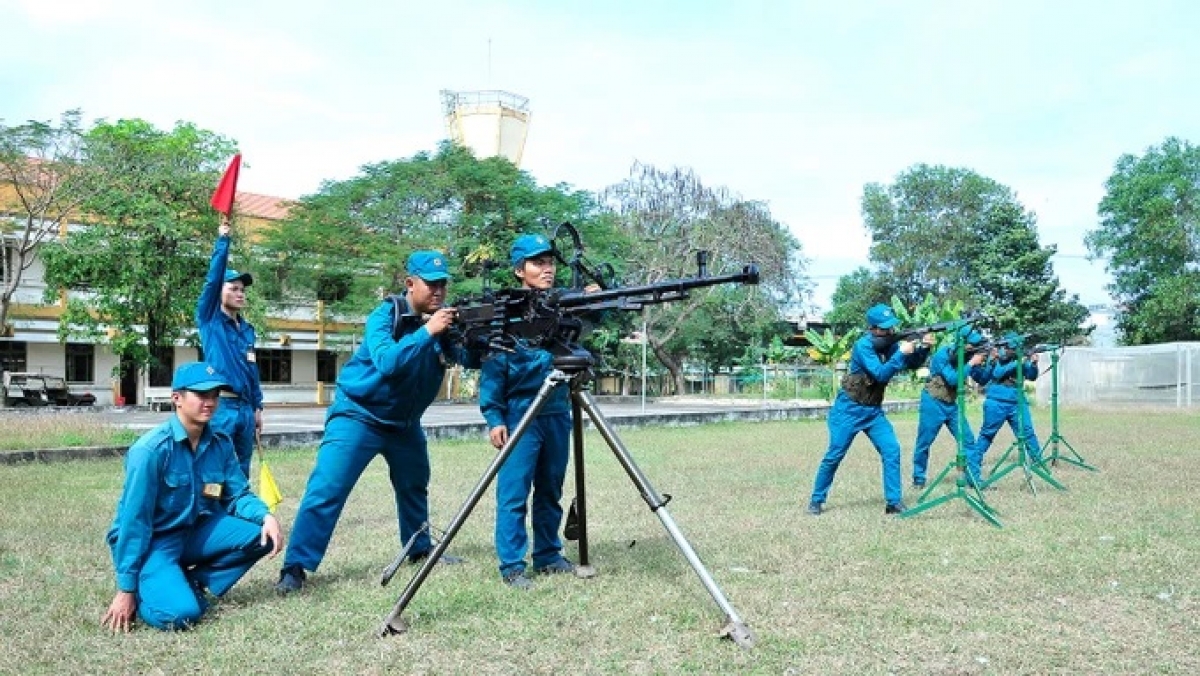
[
  {"x1": 807, "y1": 502, "x2": 823, "y2": 516},
  {"x1": 534, "y1": 557, "x2": 575, "y2": 575},
  {"x1": 502, "y1": 569, "x2": 534, "y2": 590},
  {"x1": 275, "y1": 564, "x2": 306, "y2": 594},
  {"x1": 912, "y1": 480, "x2": 926, "y2": 489},
  {"x1": 885, "y1": 502, "x2": 907, "y2": 515},
  {"x1": 409, "y1": 551, "x2": 467, "y2": 566}
]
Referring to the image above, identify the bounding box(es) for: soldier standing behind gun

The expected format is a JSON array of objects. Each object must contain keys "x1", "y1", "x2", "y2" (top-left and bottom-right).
[
  {"x1": 196, "y1": 221, "x2": 263, "y2": 478},
  {"x1": 275, "y1": 251, "x2": 479, "y2": 594},
  {"x1": 910, "y1": 326, "x2": 990, "y2": 488},
  {"x1": 807, "y1": 304, "x2": 935, "y2": 516},
  {"x1": 966, "y1": 331, "x2": 1043, "y2": 487},
  {"x1": 479, "y1": 234, "x2": 578, "y2": 590}
]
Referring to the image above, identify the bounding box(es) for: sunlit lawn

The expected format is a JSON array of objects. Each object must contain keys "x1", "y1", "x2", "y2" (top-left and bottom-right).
[{"x1": 0, "y1": 406, "x2": 1195, "y2": 675}]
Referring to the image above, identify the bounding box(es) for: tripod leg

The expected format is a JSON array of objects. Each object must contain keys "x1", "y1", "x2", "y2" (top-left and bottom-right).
[
  {"x1": 379, "y1": 371, "x2": 570, "y2": 637},
  {"x1": 573, "y1": 390, "x2": 755, "y2": 648},
  {"x1": 568, "y1": 393, "x2": 597, "y2": 577}
]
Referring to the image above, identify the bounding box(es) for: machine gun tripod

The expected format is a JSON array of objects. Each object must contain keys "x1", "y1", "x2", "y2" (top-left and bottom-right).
[{"x1": 377, "y1": 348, "x2": 756, "y2": 648}]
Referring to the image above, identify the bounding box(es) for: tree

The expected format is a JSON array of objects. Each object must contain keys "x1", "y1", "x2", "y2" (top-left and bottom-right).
[
  {"x1": 824, "y1": 267, "x2": 896, "y2": 333},
  {"x1": 1086, "y1": 137, "x2": 1200, "y2": 344},
  {"x1": 256, "y1": 142, "x2": 614, "y2": 316},
  {"x1": 40, "y1": 119, "x2": 238, "y2": 378},
  {"x1": 600, "y1": 162, "x2": 807, "y2": 393},
  {"x1": 841, "y1": 164, "x2": 1089, "y2": 341},
  {"x1": 0, "y1": 110, "x2": 95, "y2": 332}
]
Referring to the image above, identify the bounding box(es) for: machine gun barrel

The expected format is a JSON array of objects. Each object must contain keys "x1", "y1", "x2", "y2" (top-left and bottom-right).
[{"x1": 553, "y1": 264, "x2": 760, "y2": 313}]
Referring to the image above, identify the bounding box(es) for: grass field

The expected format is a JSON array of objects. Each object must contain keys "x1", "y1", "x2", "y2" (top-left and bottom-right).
[{"x1": 0, "y1": 406, "x2": 1195, "y2": 675}]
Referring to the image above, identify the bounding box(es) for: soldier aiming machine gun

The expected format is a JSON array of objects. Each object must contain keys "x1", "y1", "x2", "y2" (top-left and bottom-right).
[
  {"x1": 448, "y1": 249, "x2": 760, "y2": 361},
  {"x1": 379, "y1": 229, "x2": 762, "y2": 648}
]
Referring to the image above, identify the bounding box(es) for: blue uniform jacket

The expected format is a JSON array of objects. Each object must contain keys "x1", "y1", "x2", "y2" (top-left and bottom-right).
[
  {"x1": 107, "y1": 416, "x2": 269, "y2": 592},
  {"x1": 196, "y1": 235, "x2": 263, "y2": 409},
  {"x1": 479, "y1": 344, "x2": 570, "y2": 429},
  {"x1": 846, "y1": 333, "x2": 929, "y2": 385},
  {"x1": 926, "y1": 345, "x2": 989, "y2": 390},
  {"x1": 332, "y1": 297, "x2": 480, "y2": 428},
  {"x1": 981, "y1": 358, "x2": 1038, "y2": 403}
]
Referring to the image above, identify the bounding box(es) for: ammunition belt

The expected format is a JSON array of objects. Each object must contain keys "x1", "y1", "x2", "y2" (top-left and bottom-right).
[{"x1": 841, "y1": 372, "x2": 887, "y2": 407}]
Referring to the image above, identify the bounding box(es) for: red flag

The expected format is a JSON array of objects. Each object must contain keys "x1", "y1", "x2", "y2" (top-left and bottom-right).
[{"x1": 210, "y1": 153, "x2": 242, "y2": 215}]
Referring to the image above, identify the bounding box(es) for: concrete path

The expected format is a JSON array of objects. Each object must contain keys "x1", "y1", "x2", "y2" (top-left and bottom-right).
[{"x1": 0, "y1": 397, "x2": 918, "y2": 463}]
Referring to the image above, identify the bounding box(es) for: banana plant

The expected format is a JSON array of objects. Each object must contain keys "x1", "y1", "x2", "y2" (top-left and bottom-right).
[
  {"x1": 803, "y1": 326, "x2": 861, "y2": 401},
  {"x1": 891, "y1": 294, "x2": 967, "y2": 349}
]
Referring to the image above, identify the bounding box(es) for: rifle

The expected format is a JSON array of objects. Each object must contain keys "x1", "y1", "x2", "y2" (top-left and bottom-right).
[
  {"x1": 451, "y1": 250, "x2": 759, "y2": 359},
  {"x1": 869, "y1": 319, "x2": 960, "y2": 351}
]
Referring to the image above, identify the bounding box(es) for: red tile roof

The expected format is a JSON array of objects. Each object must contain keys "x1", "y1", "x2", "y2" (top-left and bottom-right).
[{"x1": 235, "y1": 191, "x2": 293, "y2": 220}]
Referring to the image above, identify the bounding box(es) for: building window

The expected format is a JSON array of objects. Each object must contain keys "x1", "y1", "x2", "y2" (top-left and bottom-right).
[
  {"x1": 0, "y1": 341, "x2": 27, "y2": 374},
  {"x1": 316, "y1": 350, "x2": 338, "y2": 384},
  {"x1": 65, "y1": 343, "x2": 95, "y2": 382},
  {"x1": 257, "y1": 348, "x2": 292, "y2": 384},
  {"x1": 149, "y1": 346, "x2": 174, "y2": 387}
]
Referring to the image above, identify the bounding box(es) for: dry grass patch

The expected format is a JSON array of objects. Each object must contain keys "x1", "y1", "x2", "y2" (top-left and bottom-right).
[{"x1": 0, "y1": 409, "x2": 137, "y2": 451}]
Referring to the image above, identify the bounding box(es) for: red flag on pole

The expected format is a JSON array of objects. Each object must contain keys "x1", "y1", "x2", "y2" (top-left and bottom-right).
[{"x1": 210, "y1": 153, "x2": 242, "y2": 215}]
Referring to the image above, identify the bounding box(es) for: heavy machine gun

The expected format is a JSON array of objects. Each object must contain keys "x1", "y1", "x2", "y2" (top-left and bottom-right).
[
  {"x1": 449, "y1": 248, "x2": 760, "y2": 359},
  {"x1": 379, "y1": 225, "x2": 763, "y2": 647}
]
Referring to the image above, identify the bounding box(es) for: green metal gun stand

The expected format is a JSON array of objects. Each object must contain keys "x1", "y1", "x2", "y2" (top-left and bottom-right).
[
  {"x1": 902, "y1": 336, "x2": 1002, "y2": 528},
  {"x1": 985, "y1": 349, "x2": 1066, "y2": 493},
  {"x1": 1037, "y1": 345, "x2": 1098, "y2": 472}
]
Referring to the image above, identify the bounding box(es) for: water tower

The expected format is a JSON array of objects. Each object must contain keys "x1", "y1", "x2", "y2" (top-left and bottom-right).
[{"x1": 440, "y1": 90, "x2": 531, "y2": 166}]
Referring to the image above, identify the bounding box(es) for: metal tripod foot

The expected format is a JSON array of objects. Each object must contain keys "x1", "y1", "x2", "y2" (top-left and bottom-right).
[{"x1": 719, "y1": 619, "x2": 756, "y2": 648}]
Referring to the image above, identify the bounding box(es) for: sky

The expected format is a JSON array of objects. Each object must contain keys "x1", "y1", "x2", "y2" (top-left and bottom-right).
[{"x1": 4, "y1": 0, "x2": 1199, "y2": 314}]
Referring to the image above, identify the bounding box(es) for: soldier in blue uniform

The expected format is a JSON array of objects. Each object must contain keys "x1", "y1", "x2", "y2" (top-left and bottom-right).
[
  {"x1": 196, "y1": 222, "x2": 263, "y2": 478},
  {"x1": 276, "y1": 251, "x2": 479, "y2": 594},
  {"x1": 807, "y1": 304, "x2": 934, "y2": 516},
  {"x1": 102, "y1": 362, "x2": 283, "y2": 632},
  {"x1": 479, "y1": 234, "x2": 576, "y2": 590},
  {"x1": 967, "y1": 332, "x2": 1042, "y2": 486},
  {"x1": 910, "y1": 326, "x2": 989, "y2": 488}
]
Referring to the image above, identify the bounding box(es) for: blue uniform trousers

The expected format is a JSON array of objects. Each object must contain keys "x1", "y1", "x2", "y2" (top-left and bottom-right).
[
  {"x1": 810, "y1": 393, "x2": 903, "y2": 506},
  {"x1": 967, "y1": 398, "x2": 1042, "y2": 483},
  {"x1": 117, "y1": 512, "x2": 270, "y2": 631},
  {"x1": 911, "y1": 391, "x2": 976, "y2": 484},
  {"x1": 212, "y1": 397, "x2": 256, "y2": 478},
  {"x1": 495, "y1": 412, "x2": 571, "y2": 576},
  {"x1": 285, "y1": 412, "x2": 432, "y2": 572}
]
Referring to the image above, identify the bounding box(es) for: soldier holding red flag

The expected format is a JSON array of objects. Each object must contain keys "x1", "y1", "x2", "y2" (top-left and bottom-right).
[{"x1": 198, "y1": 154, "x2": 263, "y2": 477}]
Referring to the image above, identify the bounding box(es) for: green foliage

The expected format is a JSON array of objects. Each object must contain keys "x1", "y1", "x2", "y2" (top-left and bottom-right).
[
  {"x1": 256, "y1": 142, "x2": 615, "y2": 316},
  {"x1": 601, "y1": 162, "x2": 807, "y2": 392},
  {"x1": 0, "y1": 109, "x2": 93, "y2": 329},
  {"x1": 801, "y1": 327, "x2": 859, "y2": 401},
  {"x1": 825, "y1": 267, "x2": 894, "y2": 333},
  {"x1": 843, "y1": 163, "x2": 1089, "y2": 342},
  {"x1": 39, "y1": 118, "x2": 237, "y2": 376},
  {"x1": 1087, "y1": 136, "x2": 1200, "y2": 344}
]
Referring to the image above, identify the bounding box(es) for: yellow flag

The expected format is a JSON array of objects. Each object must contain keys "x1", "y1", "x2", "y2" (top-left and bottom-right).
[{"x1": 257, "y1": 449, "x2": 284, "y2": 513}]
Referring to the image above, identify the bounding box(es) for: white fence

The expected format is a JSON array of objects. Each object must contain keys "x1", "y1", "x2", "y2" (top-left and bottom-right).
[{"x1": 1034, "y1": 342, "x2": 1200, "y2": 408}]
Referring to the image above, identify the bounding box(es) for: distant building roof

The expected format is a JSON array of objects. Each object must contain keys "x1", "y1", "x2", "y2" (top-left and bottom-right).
[{"x1": 235, "y1": 191, "x2": 292, "y2": 221}]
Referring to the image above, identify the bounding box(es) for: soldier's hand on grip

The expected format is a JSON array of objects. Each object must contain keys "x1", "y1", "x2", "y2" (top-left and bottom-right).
[{"x1": 424, "y1": 307, "x2": 457, "y2": 336}]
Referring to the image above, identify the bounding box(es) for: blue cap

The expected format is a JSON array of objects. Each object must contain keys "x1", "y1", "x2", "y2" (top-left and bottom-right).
[
  {"x1": 957, "y1": 325, "x2": 984, "y2": 346},
  {"x1": 1002, "y1": 331, "x2": 1024, "y2": 349},
  {"x1": 510, "y1": 234, "x2": 553, "y2": 267},
  {"x1": 223, "y1": 269, "x2": 253, "y2": 286},
  {"x1": 406, "y1": 250, "x2": 450, "y2": 281},
  {"x1": 171, "y1": 362, "x2": 230, "y2": 392},
  {"x1": 865, "y1": 304, "x2": 900, "y2": 329}
]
